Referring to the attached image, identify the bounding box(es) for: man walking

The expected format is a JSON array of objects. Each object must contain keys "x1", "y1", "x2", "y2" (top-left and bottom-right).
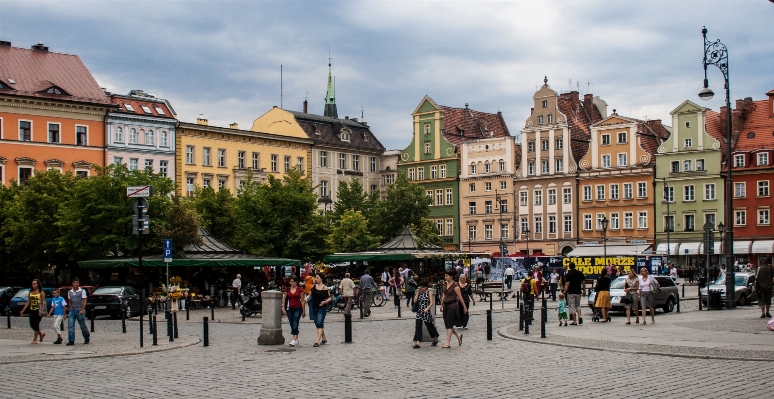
[
  {"x1": 360, "y1": 269, "x2": 378, "y2": 317},
  {"x1": 755, "y1": 261, "x2": 773, "y2": 318},
  {"x1": 504, "y1": 265, "x2": 514, "y2": 290},
  {"x1": 66, "y1": 278, "x2": 90, "y2": 345},
  {"x1": 232, "y1": 274, "x2": 242, "y2": 309},
  {"x1": 339, "y1": 273, "x2": 355, "y2": 315},
  {"x1": 562, "y1": 263, "x2": 586, "y2": 325}
]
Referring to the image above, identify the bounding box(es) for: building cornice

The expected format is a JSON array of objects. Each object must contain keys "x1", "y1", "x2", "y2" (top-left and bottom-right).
[{"x1": 0, "y1": 95, "x2": 110, "y2": 117}]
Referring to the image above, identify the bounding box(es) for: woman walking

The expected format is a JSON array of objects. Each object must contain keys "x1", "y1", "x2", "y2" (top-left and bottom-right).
[
  {"x1": 440, "y1": 270, "x2": 467, "y2": 348},
  {"x1": 638, "y1": 267, "x2": 657, "y2": 325},
  {"x1": 458, "y1": 275, "x2": 475, "y2": 329},
  {"x1": 281, "y1": 276, "x2": 305, "y2": 347},
  {"x1": 19, "y1": 279, "x2": 46, "y2": 344},
  {"x1": 624, "y1": 269, "x2": 640, "y2": 324},
  {"x1": 549, "y1": 269, "x2": 560, "y2": 301},
  {"x1": 412, "y1": 280, "x2": 439, "y2": 348},
  {"x1": 594, "y1": 273, "x2": 612, "y2": 322},
  {"x1": 389, "y1": 269, "x2": 402, "y2": 308},
  {"x1": 405, "y1": 273, "x2": 418, "y2": 308},
  {"x1": 310, "y1": 274, "x2": 332, "y2": 347}
]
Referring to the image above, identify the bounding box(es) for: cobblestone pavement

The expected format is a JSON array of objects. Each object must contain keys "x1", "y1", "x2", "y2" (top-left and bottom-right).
[{"x1": 1, "y1": 302, "x2": 773, "y2": 398}]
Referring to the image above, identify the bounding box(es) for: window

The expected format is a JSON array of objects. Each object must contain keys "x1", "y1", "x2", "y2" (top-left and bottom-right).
[
  {"x1": 159, "y1": 161, "x2": 168, "y2": 177},
  {"x1": 684, "y1": 214, "x2": 695, "y2": 231},
  {"x1": 370, "y1": 157, "x2": 377, "y2": 172},
  {"x1": 501, "y1": 223, "x2": 510, "y2": 239},
  {"x1": 446, "y1": 219, "x2": 453, "y2": 236},
  {"x1": 542, "y1": 100, "x2": 548, "y2": 108},
  {"x1": 637, "y1": 182, "x2": 647, "y2": 198},
  {"x1": 548, "y1": 189, "x2": 556, "y2": 205},
  {"x1": 340, "y1": 130, "x2": 350, "y2": 142},
  {"x1": 145, "y1": 130, "x2": 154, "y2": 146},
  {"x1": 437, "y1": 220, "x2": 444, "y2": 236},
  {"x1": 186, "y1": 146, "x2": 194, "y2": 164},
  {"x1": 760, "y1": 209, "x2": 770, "y2": 225},
  {"x1": 218, "y1": 179, "x2": 227, "y2": 190},
  {"x1": 541, "y1": 140, "x2": 549, "y2": 151},
  {"x1": 583, "y1": 214, "x2": 592, "y2": 231},
  {"x1": 583, "y1": 186, "x2": 591, "y2": 201},
  {"x1": 555, "y1": 139, "x2": 563, "y2": 150},
  {"x1": 468, "y1": 183, "x2": 475, "y2": 193},
  {"x1": 696, "y1": 159, "x2": 705, "y2": 171},
  {"x1": 417, "y1": 167, "x2": 424, "y2": 180},
  {"x1": 758, "y1": 153, "x2": 770, "y2": 166},
  {"x1": 428, "y1": 166, "x2": 436, "y2": 179},
  {"x1": 384, "y1": 174, "x2": 395, "y2": 185},
  {"x1": 671, "y1": 161, "x2": 680, "y2": 173},
  {"x1": 528, "y1": 142, "x2": 535, "y2": 152},
  {"x1": 664, "y1": 186, "x2": 674, "y2": 202},
  {"x1": 500, "y1": 181, "x2": 507, "y2": 190},
  {"x1": 684, "y1": 138, "x2": 692, "y2": 148},
  {"x1": 499, "y1": 161, "x2": 506, "y2": 172},
  {"x1": 252, "y1": 153, "x2": 260, "y2": 169},
  {"x1": 563, "y1": 188, "x2": 572, "y2": 204},
  {"x1": 541, "y1": 160, "x2": 549, "y2": 174},
  {"x1": 48, "y1": 123, "x2": 60, "y2": 143},
  {"x1": 484, "y1": 225, "x2": 493, "y2": 240},
  {"x1": 500, "y1": 200, "x2": 508, "y2": 213},
  {"x1": 19, "y1": 121, "x2": 31, "y2": 141},
  {"x1": 352, "y1": 155, "x2": 360, "y2": 170},
  {"x1": 611, "y1": 213, "x2": 620, "y2": 230},
  {"x1": 601, "y1": 134, "x2": 610, "y2": 145},
  {"x1": 547, "y1": 114, "x2": 553, "y2": 124},
  {"x1": 705, "y1": 213, "x2": 715, "y2": 227},
  {"x1": 623, "y1": 183, "x2": 633, "y2": 199},
  {"x1": 521, "y1": 218, "x2": 529, "y2": 235},
  {"x1": 735, "y1": 182, "x2": 746, "y2": 198},
  {"x1": 664, "y1": 216, "x2": 674, "y2": 232},
  {"x1": 485, "y1": 162, "x2": 491, "y2": 173},
  {"x1": 18, "y1": 167, "x2": 32, "y2": 184},
  {"x1": 436, "y1": 190, "x2": 443, "y2": 206},
  {"x1": 297, "y1": 157, "x2": 304, "y2": 171},
  {"x1": 610, "y1": 184, "x2": 619, "y2": 200},
  {"x1": 155, "y1": 107, "x2": 166, "y2": 115},
  {"x1": 426, "y1": 190, "x2": 433, "y2": 203},
  {"x1": 144, "y1": 159, "x2": 153, "y2": 170},
  {"x1": 618, "y1": 153, "x2": 627, "y2": 166},
  {"x1": 469, "y1": 226, "x2": 477, "y2": 241},
  {"x1": 408, "y1": 168, "x2": 415, "y2": 181},
  {"x1": 685, "y1": 121, "x2": 691, "y2": 128},
  {"x1": 624, "y1": 212, "x2": 633, "y2": 229},
  {"x1": 638, "y1": 211, "x2": 647, "y2": 229},
  {"x1": 320, "y1": 181, "x2": 328, "y2": 197},
  {"x1": 759, "y1": 181, "x2": 770, "y2": 197},
  {"x1": 339, "y1": 154, "x2": 346, "y2": 169},
  {"x1": 704, "y1": 183, "x2": 716, "y2": 200},
  {"x1": 129, "y1": 129, "x2": 138, "y2": 144},
  {"x1": 528, "y1": 162, "x2": 535, "y2": 176},
  {"x1": 618, "y1": 132, "x2": 627, "y2": 143},
  {"x1": 445, "y1": 189, "x2": 453, "y2": 205},
  {"x1": 602, "y1": 155, "x2": 611, "y2": 168},
  {"x1": 271, "y1": 154, "x2": 278, "y2": 172},
  {"x1": 202, "y1": 148, "x2": 211, "y2": 166},
  {"x1": 734, "y1": 154, "x2": 745, "y2": 167},
  {"x1": 485, "y1": 182, "x2": 492, "y2": 191},
  {"x1": 424, "y1": 143, "x2": 431, "y2": 154},
  {"x1": 140, "y1": 105, "x2": 152, "y2": 114},
  {"x1": 555, "y1": 159, "x2": 563, "y2": 173},
  {"x1": 440, "y1": 165, "x2": 447, "y2": 178},
  {"x1": 534, "y1": 216, "x2": 543, "y2": 233},
  {"x1": 470, "y1": 164, "x2": 477, "y2": 174},
  {"x1": 548, "y1": 216, "x2": 557, "y2": 234},
  {"x1": 684, "y1": 185, "x2": 695, "y2": 201},
  {"x1": 683, "y1": 160, "x2": 692, "y2": 172},
  {"x1": 424, "y1": 124, "x2": 431, "y2": 134},
  {"x1": 115, "y1": 127, "x2": 123, "y2": 142},
  {"x1": 113, "y1": 156, "x2": 123, "y2": 165},
  {"x1": 160, "y1": 131, "x2": 168, "y2": 147},
  {"x1": 537, "y1": 115, "x2": 544, "y2": 125},
  {"x1": 284, "y1": 155, "x2": 291, "y2": 171},
  {"x1": 596, "y1": 213, "x2": 606, "y2": 230},
  {"x1": 485, "y1": 201, "x2": 493, "y2": 214},
  {"x1": 183, "y1": 177, "x2": 195, "y2": 196},
  {"x1": 218, "y1": 149, "x2": 226, "y2": 167},
  {"x1": 320, "y1": 151, "x2": 327, "y2": 167},
  {"x1": 564, "y1": 215, "x2": 572, "y2": 233},
  {"x1": 596, "y1": 185, "x2": 605, "y2": 201},
  {"x1": 469, "y1": 202, "x2": 477, "y2": 215},
  {"x1": 735, "y1": 210, "x2": 746, "y2": 226},
  {"x1": 520, "y1": 191, "x2": 528, "y2": 206},
  {"x1": 534, "y1": 190, "x2": 542, "y2": 205},
  {"x1": 129, "y1": 158, "x2": 138, "y2": 171}
]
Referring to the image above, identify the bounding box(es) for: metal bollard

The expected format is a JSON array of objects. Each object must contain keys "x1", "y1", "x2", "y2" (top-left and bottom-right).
[
  {"x1": 676, "y1": 294, "x2": 681, "y2": 313},
  {"x1": 121, "y1": 304, "x2": 127, "y2": 333},
  {"x1": 173, "y1": 312, "x2": 179, "y2": 339},
  {"x1": 359, "y1": 296, "x2": 364, "y2": 320},
  {"x1": 524, "y1": 312, "x2": 530, "y2": 335},
  {"x1": 517, "y1": 290, "x2": 521, "y2": 309},
  {"x1": 682, "y1": 284, "x2": 685, "y2": 298},
  {"x1": 397, "y1": 301, "x2": 401, "y2": 318},
  {"x1": 90, "y1": 309, "x2": 95, "y2": 333},
  {"x1": 139, "y1": 311, "x2": 144, "y2": 348},
  {"x1": 6, "y1": 309, "x2": 10, "y2": 329},
  {"x1": 242, "y1": 310, "x2": 245, "y2": 322},
  {"x1": 211, "y1": 305, "x2": 215, "y2": 321},
  {"x1": 344, "y1": 314, "x2": 352, "y2": 343},
  {"x1": 540, "y1": 298, "x2": 547, "y2": 339},
  {"x1": 519, "y1": 304, "x2": 524, "y2": 331},
  {"x1": 698, "y1": 285, "x2": 702, "y2": 311},
  {"x1": 203, "y1": 317, "x2": 209, "y2": 347},
  {"x1": 486, "y1": 309, "x2": 492, "y2": 340},
  {"x1": 149, "y1": 306, "x2": 154, "y2": 334},
  {"x1": 167, "y1": 312, "x2": 173, "y2": 342},
  {"x1": 152, "y1": 316, "x2": 158, "y2": 346},
  {"x1": 186, "y1": 304, "x2": 190, "y2": 321}
]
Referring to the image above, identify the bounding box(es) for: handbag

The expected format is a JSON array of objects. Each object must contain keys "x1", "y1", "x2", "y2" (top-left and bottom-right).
[
  {"x1": 411, "y1": 301, "x2": 419, "y2": 313},
  {"x1": 620, "y1": 296, "x2": 631, "y2": 304},
  {"x1": 650, "y1": 277, "x2": 661, "y2": 294}
]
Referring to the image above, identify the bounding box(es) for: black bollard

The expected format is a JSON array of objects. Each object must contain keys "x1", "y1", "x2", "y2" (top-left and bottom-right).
[
  {"x1": 676, "y1": 293, "x2": 681, "y2": 313},
  {"x1": 139, "y1": 311, "x2": 144, "y2": 348},
  {"x1": 344, "y1": 314, "x2": 352, "y2": 343},
  {"x1": 397, "y1": 301, "x2": 401, "y2": 318},
  {"x1": 173, "y1": 312, "x2": 179, "y2": 339},
  {"x1": 90, "y1": 309, "x2": 95, "y2": 333},
  {"x1": 211, "y1": 305, "x2": 215, "y2": 321},
  {"x1": 524, "y1": 315, "x2": 530, "y2": 335},
  {"x1": 517, "y1": 290, "x2": 521, "y2": 309},
  {"x1": 682, "y1": 284, "x2": 685, "y2": 298},
  {"x1": 242, "y1": 310, "x2": 245, "y2": 322},
  {"x1": 698, "y1": 285, "x2": 702, "y2": 311},
  {"x1": 152, "y1": 316, "x2": 158, "y2": 346},
  {"x1": 6, "y1": 309, "x2": 10, "y2": 329},
  {"x1": 540, "y1": 298, "x2": 547, "y2": 339},
  {"x1": 121, "y1": 304, "x2": 127, "y2": 333},
  {"x1": 486, "y1": 309, "x2": 492, "y2": 341},
  {"x1": 148, "y1": 306, "x2": 154, "y2": 334},
  {"x1": 186, "y1": 304, "x2": 190, "y2": 321},
  {"x1": 359, "y1": 296, "x2": 364, "y2": 320},
  {"x1": 166, "y1": 312, "x2": 173, "y2": 342},
  {"x1": 519, "y1": 304, "x2": 524, "y2": 331},
  {"x1": 203, "y1": 317, "x2": 209, "y2": 347}
]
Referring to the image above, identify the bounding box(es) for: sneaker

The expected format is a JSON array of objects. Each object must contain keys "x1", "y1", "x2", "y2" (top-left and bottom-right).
[
  {"x1": 54, "y1": 338, "x2": 62, "y2": 345},
  {"x1": 84, "y1": 339, "x2": 90, "y2": 345},
  {"x1": 579, "y1": 317, "x2": 583, "y2": 325},
  {"x1": 66, "y1": 342, "x2": 75, "y2": 346},
  {"x1": 289, "y1": 340, "x2": 297, "y2": 347}
]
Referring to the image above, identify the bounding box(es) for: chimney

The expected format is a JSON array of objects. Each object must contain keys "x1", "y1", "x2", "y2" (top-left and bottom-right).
[
  {"x1": 465, "y1": 103, "x2": 469, "y2": 109},
  {"x1": 303, "y1": 99, "x2": 308, "y2": 113},
  {"x1": 196, "y1": 118, "x2": 208, "y2": 125},
  {"x1": 352, "y1": 118, "x2": 358, "y2": 122},
  {"x1": 345, "y1": 116, "x2": 349, "y2": 120},
  {"x1": 0, "y1": 41, "x2": 10, "y2": 47},
  {"x1": 530, "y1": 107, "x2": 534, "y2": 115},
  {"x1": 583, "y1": 94, "x2": 594, "y2": 111},
  {"x1": 31, "y1": 42, "x2": 49, "y2": 52},
  {"x1": 229, "y1": 123, "x2": 238, "y2": 129}
]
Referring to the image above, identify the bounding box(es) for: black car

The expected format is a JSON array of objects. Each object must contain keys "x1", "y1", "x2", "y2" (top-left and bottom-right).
[
  {"x1": 86, "y1": 286, "x2": 141, "y2": 319},
  {"x1": 0, "y1": 287, "x2": 21, "y2": 315}
]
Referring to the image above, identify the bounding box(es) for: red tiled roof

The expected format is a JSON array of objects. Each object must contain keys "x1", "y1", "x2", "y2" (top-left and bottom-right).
[
  {"x1": 557, "y1": 91, "x2": 604, "y2": 164},
  {"x1": 0, "y1": 44, "x2": 110, "y2": 105},
  {"x1": 439, "y1": 106, "x2": 511, "y2": 147},
  {"x1": 735, "y1": 99, "x2": 774, "y2": 151},
  {"x1": 705, "y1": 109, "x2": 729, "y2": 155},
  {"x1": 638, "y1": 120, "x2": 670, "y2": 165},
  {"x1": 109, "y1": 95, "x2": 176, "y2": 120}
]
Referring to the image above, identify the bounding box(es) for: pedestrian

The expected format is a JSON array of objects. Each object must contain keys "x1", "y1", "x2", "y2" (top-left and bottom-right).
[
  {"x1": 19, "y1": 279, "x2": 46, "y2": 344},
  {"x1": 400, "y1": 264, "x2": 411, "y2": 279},
  {"x1": 594, "y1": 273, "x2": 611, "y2": 322},
  {"x1": 475, "y1": 266, "x2": 484, "y2": 286},
  {"x1": 455, "y1": 261, "x2": 463, "y2": 278},
  {"x1": 381, "y1": 267, "x2": 391, "y2": 300},
  {"x1": 549, "y1": 268, "x2": 560, "y2": 301},
  {"x1": 304, "y1": 269, "x2": 315, "y2": 320},
  {"x1": 638, "y1": 267, "x2": 657, "y2": 325},
  {"x1": 669, "y1": 265, "x2": 678, "y2": 282},
  {"x1": 66, "y1": 277, "x2": 90, "y2": 345},
  {"x1": 412, "y1": 280, "x2": 439, "y2": 348},
  {"x1": 557, "y1": 293, "x2": 568, "y2": 326},
  {"x1": 623, "y1": 269, "x2": 640, "y2": 324},
  {"x1": 360, "y1": 269, "x2": 377, "y2": 317},
  {"x1": 389, "y1": 269, "x2": 402, "y2": 307},
  {"x1": 457, "y1": 275, "x2": 475, "y2": 329},
  {"x1": 483, "y1": 263, "x2": 491, "y2": 281},
  {"x1": 281, "y1": 275, "x2": 305, "y2": 347},
  {"x1": 231, "y1": 273, "x2": 242, "y2": 309},
  {"x1": 562, "y1": 262, "x2": 586, "y2": 325},
  {"x1": 310, "y1": 274, "x2": 332, "y2": 347},
  {"x1": 47, "y1": 289, "x2": 67, "y2": 344},
  {"x1": 439, "y1": 270, "x2": 466, "y2": 348},
  {"x1": 520, "y1": 273, "x2": 536, "y2": 322},
  {"x1": 339, "y1": 273, "x2": 355, "y2": 315},
  {"x1": 616, "y1": 266, "x2": 624, "y2": 278},
  {"x1": 754, "y1": 261, "x2": 772, "y2": 318},
  {"x1": 531, "y1": 265, "x2": 545, "y2": 297},
  {"x1": 504, "y1": 265, "x2": 515, "y2": 290},
  {"x1": 605, "y1": 263, "x2": 614, "y2": 279},
  {"x1": 405, "y1": 273, "x2": 418, "y2": 309}
]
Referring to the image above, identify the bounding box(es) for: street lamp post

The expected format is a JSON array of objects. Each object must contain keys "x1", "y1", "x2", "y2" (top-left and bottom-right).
[
  {"x1": 523, "y1": 226, "x2": 531, "y2": 270},
  {"x1": 699, "y1": 26, "x2": 735, "y2": 309},
  {"x1": 663, "y1": 177, "x2": 672, "y2": 265},
  {"x1": 601, "y1": 216, "x2": 609, "y2": 266}
]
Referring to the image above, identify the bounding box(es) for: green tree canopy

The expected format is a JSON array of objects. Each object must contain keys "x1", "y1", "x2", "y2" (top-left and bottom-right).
[
  {"x1": 327, "y1": 210, "x2": 378, "y2": 253},
  {"x1": 157, "y1": 195, "x2": 203, "y2": 257},
  {"x1": 409, "y1": 219, "x2": 444, "y2": 248},
  {"x1": 190, "y1": 185, "x2": 235, "y2": 245},
  {"x1": 371, "y1": 172, "x2": 432, "y2": 243}
]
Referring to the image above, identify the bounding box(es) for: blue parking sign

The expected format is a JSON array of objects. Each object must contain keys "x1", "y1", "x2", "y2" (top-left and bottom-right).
[{"x1": 163, "y1": 239, "x2": 173, "y2": 261}]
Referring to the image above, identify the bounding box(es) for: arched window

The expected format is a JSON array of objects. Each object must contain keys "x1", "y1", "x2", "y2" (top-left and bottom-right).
[
  {"x1": 160, "y1": 131, "x2": 168, "y2": 147},
  {"x1": 129, "y1": 128, "x2": 138, "y2": 144},
  {"x1": 115, "y1": 127, "x2": 123, "y2": 142},
  {"x1": 146, "y1": 130, "x2": 154, "y2": 146}
]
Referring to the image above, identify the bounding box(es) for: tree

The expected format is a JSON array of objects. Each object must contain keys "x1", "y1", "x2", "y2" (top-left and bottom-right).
[
  {"x1": 327, "y1": 210, "x2": 378, "y2": 253},
  {"x1": 157, "y1": 195, "x2": 203, "y2": 257},
  {"x1": 331, "y1": 179, "x2": 369, "y2": 221},
  {"x1": 190, "y1": 185, "x2": 235, "y2": 244},
  {"x1": 371, "y1": 172, "x2": 432, "y2": 243},
  {"x1": 285, "y1": 211, "x2": 331, "y2": 262},
  {"x1": 409, "y1": 219, "x2": 444, "y2": 248}
]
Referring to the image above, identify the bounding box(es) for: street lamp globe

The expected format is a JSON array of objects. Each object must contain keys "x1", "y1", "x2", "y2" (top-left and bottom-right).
[
  {"x1": 698, "y1": 87, "x2": 714, "y2": 101},
  {"x1": 717, "y1": 222, "x2": 724, "y2": 234},
  {"x1": 601, "y1": 216, "x2": 609, "y2": 232}
]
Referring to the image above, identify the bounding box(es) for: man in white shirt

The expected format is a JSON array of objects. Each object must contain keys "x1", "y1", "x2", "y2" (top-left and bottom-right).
[
  {"x1": 339, "y1": 273, "x2": 355, "y2": 315},
  {"x1": 504, "y1": 266, "x2": 515, "y2": 290},
  {"x1": 400, "y1": 264, "x2": 411, "y2": 279},
  {"x1": 232, "y1": 274, "x2": 242, "y2": 309}
]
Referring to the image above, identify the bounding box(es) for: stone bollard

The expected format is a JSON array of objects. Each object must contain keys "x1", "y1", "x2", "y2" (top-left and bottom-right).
[
  {"x1": 257, "y1": 290, "x2": 285, "y2": 345},
  {"x1": 421, "y1": 288, "x2": 438, "y2": 343}
]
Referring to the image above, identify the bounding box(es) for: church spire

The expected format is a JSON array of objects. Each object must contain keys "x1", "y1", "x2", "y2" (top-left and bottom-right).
[{"x1": 324, "y1": 56, "x2": 338, "y2": 118}]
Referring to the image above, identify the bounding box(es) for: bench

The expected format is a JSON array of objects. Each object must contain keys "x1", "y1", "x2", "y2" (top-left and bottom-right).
[{"x1": 476, "y1": 282, "x2": 512, "y2": 301}]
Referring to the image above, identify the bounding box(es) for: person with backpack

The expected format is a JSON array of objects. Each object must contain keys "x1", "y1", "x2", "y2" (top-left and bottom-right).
[
  {"x1": 405, "y1": 273, "x2": 418, "y2": 309},
  {"x1": 521, "y1": 274, "x2": 537, "y2": 323}
]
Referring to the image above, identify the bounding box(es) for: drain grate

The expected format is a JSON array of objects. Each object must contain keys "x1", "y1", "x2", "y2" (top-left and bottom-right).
[{"x1": 265, "y1": 348, "x2": 295, "y2": 353}]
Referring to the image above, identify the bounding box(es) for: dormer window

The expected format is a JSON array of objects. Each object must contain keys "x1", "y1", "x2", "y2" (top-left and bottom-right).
[
  {"x1": 141, "y1": 105, "x2": 152, "y2": 114},
  {"x1": 155, "y1": 107, "x2": 166, "y2": 115},
  {"x1": 124, "y1": 104, "x2": 135, "y2": 112},
  {"x1": 340, "y1": 129, "x2": 350, "y2": 142},
  {"x1": 42, "y1": 86, "x2": 67, "y2": 95},
  {"x1": 314, "y1": 126, "x2": 321, "y2": 136}
]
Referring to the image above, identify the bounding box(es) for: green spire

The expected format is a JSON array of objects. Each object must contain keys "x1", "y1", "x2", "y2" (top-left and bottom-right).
[{"x1": 324, "y1": 58, "x2": 338, "y2": 118}]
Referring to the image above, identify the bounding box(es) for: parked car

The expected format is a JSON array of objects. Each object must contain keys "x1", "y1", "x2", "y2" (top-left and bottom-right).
[
  {"x1": 588, "y1": 276, "x2": 679, "y2": 313},
  {"x1": 1, "y1": 287, "x2": 22, "y2": 315},
  {"x1": 86, "y1": 286, "x2": 142, "y2": 319},
  {"x1": 9, "y1": 287, "x2": 55, "y2": 315},
  {"x1": 700, "y1": 272, "x2": 758, "y2": 306}
]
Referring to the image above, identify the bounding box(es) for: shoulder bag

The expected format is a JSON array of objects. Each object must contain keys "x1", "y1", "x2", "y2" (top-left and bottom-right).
[{"x1": 650, "y1": 277, "x2": 661, "y2": 294}]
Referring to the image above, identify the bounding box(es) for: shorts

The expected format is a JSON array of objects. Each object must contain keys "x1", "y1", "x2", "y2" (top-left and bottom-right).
[
  {"x1": 558, "y1": 311, "x2": 568, "y2": 320},
  {"x1": 758, "y1": 287, "x2": 772, "y2": 306},
  {"x1": 567, "y1": 294, "x2": 581, "y2": 314},
  {"x1": 640, "y1": 291, "x2": 655, "y2": 308},
  {"x1": 594, "y1": 291, "x2": 611, "y2": 309},
  {"x1": 624, "y1": 294, "x2": 639, "y2": 310}
]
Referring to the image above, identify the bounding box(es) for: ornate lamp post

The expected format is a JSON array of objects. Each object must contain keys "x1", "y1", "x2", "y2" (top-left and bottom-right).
[
  {"x1": 523, "y1": 226, "x2": 531, "y2": 270},
  {"x1": 601, "y1": 216, "x2": 609, "y2": 264},
  {"x1": 663, "y1": 177, "x2": 672, "y2": 265},
  {"x1": 699, "y1": 26, "x2": 735, "y2": 309}
]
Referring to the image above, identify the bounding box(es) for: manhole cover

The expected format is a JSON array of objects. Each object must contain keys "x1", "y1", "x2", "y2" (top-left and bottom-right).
[{"x1": 266, "y1": 348, "x2": 295, "y2": 353}]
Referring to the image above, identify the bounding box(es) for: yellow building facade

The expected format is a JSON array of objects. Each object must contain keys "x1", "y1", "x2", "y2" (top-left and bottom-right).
[{"x1": 176, "y1": 118, "x2": 313, "y2": 196}]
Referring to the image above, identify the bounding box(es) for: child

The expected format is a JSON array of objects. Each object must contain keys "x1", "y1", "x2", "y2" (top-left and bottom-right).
[
  {"x1": 47, "y1": 289, "x2": 67, "y2": 344},
  {"x1": 557, "y1": 292, "x2": 568, "y2": 327}
]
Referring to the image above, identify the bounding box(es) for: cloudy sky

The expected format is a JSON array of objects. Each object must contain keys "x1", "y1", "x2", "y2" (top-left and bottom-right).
[{"x1": 1, "y1": 1, "x2": 772, "y2": 149}]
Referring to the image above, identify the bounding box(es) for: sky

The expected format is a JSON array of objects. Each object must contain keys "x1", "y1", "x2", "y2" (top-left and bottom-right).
[{"x1": 1, "y1": 1, "x2": 772, "y2": 150}]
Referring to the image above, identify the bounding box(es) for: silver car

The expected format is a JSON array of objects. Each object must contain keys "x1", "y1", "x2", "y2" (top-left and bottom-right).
[
  {"x1": 700, "y1": 272, "x2": 758, "y2": 306},
  {"x1": 588, "y1": 276, "x2": 679, "y2": 313}
]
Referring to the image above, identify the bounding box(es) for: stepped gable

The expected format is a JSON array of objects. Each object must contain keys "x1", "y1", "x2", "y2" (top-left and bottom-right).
[
  {"x1": 558, "y1": 91, "x2": 604, "y2": 165},
  {"x1": 439, "y1": 105, "x2": 511, "y2": 147},
  {"x1": 0, "y1": 43, "x2": 110, "y2": 105},
  {"x1": 288, "y1": 111, "x2": 385, "y2": 153}
]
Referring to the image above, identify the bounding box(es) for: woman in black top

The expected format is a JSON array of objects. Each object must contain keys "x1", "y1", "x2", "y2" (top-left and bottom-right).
[
  {"x1": 311, "y1": 274, "x2": 332, "y2": 347},
  {"x1": 594, "y1": 274, "x2": 612, "y2": 322},
  {"x1": 458, "y1": 275, "x2": 475, "y2": 329}
]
